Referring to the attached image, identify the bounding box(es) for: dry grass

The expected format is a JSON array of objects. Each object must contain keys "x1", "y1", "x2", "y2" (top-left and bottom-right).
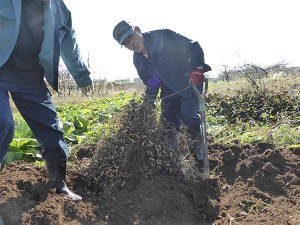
[
  {"x1": 209, "y1": 74, "x2": 300, "y2": 97},
  {"x1": 10, "y1": 86, "x2": 144, "y2": 114},
  {"x1": 10, "y1": 74, "x2": 299, "y2": 114}
]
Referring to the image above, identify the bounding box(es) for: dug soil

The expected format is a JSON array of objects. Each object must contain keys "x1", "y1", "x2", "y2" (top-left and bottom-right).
[
  {"x1": 0, "y1": 141, "x2": 299, "y2": 225},
  {"x1": 0, "y1": 101, "x2": 299, "y2": 225}
]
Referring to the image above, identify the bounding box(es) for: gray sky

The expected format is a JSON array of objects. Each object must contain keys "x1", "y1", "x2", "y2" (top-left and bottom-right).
[{"x1": 64, "y1": 0, "x2": 300, "y2": 81}]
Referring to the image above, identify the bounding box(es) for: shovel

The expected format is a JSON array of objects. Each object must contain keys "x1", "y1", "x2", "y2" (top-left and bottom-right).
[
  {"x1": 189, "y1": 77, "x2": 220, "y2": 216},
  {"x1": 190, "y1": 77, "x2": 209, "y2": 179}
]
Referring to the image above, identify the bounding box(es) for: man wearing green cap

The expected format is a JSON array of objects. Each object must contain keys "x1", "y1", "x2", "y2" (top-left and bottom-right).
[{"x1": 113, "y1": 20, "x2": 211, "y2": 161}]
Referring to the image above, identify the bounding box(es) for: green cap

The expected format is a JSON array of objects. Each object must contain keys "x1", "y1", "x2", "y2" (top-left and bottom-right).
[{"x1": 113, "y1": 20, "x2": 134, "y2": 45}]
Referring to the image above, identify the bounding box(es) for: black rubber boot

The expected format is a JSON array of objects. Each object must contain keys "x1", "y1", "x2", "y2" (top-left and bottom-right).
[{"x1": 45, "y1": 162, "x2": 82, "y2": 201}]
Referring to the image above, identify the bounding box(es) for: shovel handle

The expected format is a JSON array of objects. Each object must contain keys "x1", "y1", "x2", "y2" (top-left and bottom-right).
[
  {"x1": 190, "y1": 78, "x2": 208, "y2": 96},
  {"x1": 189, "y1": 77, "x2": 210, "y2": 180}
]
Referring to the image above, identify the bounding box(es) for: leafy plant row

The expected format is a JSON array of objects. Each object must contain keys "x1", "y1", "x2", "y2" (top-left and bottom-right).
[
  {"x1": 3, "y1": 92, "x2": 134, "y2": 166},
  {"x1": 206, "y1": 91, "x2": 297, "y2": 124}
]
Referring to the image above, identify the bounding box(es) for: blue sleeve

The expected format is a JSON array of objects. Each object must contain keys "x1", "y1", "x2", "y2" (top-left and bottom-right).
[
  {"x1": 60, "y1": 10, "x2": 92, "y2": 88},
  {"x1": 133, "y1": 54, "x2": 160, "y2": 99}
]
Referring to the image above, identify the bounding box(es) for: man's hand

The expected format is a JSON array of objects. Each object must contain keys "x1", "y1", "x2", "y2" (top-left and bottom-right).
[
  {"x1": 80, "y1": 83, "x2": 94, "y2": 97},
  {"x1": 190, "y1": 67, "x2": 204, "y2": 85}
]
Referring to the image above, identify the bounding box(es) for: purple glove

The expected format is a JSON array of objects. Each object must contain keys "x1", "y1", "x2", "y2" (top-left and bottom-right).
[{"x1": 148, "y1": 76, "x2": 160, "y2": 87}]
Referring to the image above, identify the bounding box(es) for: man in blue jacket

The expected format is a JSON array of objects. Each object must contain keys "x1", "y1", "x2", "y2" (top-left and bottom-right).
[
  {"x1": 0, "y1": 0, "x2": 93, "y2": 201},
  {"x1": 113, "y1": 20, "x2": 211, "y2": 161}
]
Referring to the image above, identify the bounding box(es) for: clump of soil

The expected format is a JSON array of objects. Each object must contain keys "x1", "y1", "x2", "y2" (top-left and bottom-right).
[{"x1": 0, "y1": 99, "x2": 299, "y2": 225}]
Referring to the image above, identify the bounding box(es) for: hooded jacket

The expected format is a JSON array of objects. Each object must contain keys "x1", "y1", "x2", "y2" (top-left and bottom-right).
[{"x1": 0, "y1": 0, "x2": 91, "y2": 91}]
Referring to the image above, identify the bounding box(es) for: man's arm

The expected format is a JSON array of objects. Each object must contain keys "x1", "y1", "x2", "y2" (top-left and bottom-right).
[
  {"x1": 59, "y1": 9, "x2": 92, "y2": 88},
  {"x1": 133, "y1": 55, "x2": 160, "y2": 100}
]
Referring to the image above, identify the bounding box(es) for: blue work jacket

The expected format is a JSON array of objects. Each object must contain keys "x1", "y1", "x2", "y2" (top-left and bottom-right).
[
  {"x1": 0, "y1": 0, "x2": 91, "y2": 91},
  {"x1": 133, "y1": 29, "x2": 210, "y2": 98}
]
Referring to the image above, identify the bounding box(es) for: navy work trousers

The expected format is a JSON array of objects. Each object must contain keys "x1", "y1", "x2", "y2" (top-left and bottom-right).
[
  {"x1": 0, "y1": 76, "x2": 68, "y2": 164},
  {"x1": 160, "y1": 83, "x2": 202, "y2": 134}
]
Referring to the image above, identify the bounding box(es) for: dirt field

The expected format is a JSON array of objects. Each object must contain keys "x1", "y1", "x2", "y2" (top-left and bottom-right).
[{"x1": 0, "y1": 138, "x2": 299, "y2": 225}]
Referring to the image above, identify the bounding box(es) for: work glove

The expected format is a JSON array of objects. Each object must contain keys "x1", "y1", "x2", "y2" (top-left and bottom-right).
[
  {"x1": 80, "y1": 83, "x2": 94, "y2": 97},
  {"x1": 148, "y1": 76, "x2": 160, "y2": 87},
  {"x1": 189, "y1": 67, "x2": 204, "y2": 85}
]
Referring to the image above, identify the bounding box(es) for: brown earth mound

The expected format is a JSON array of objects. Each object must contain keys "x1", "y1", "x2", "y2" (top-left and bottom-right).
[{"x1": 0, "y1": 100, "x2": 299, "y2": 225}]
